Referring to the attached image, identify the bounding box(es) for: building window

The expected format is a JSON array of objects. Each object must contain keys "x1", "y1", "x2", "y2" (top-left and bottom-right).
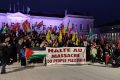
[
  {"x1": 87, "y1": 24, "x2": 89, "y2": 31},
  {"x1": 80, "y1": 24, "x2": 82, "y2": 30},
  {"x1": 88, "y1": 24, "x2": 93, "y2": 32}
]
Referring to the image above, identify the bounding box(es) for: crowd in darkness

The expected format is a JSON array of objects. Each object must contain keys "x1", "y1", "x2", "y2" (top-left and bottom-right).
[{"x1": 0, "y1": 23, "x2": 120, "y2": 74}]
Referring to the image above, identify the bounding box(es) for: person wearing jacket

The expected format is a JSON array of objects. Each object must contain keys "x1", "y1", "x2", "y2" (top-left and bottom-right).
[{"x1": 0, "y1": 36, "x2": 11, "y2": 74}]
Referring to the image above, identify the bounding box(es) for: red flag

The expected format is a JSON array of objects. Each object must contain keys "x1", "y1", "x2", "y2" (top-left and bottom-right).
[
  {"x1": 67, "y1": 28, "x2": 72, "y2": 39},
  {"x1": 22, "y1": 20, "x2": 27, "y2": 32},
  {"x1": 13, "y1": 23, "x2": 20, "y2": 32},
  {"x1": 22, "y1": 20, "x2": 31, "y2": 32},
  {"x1": 37, "y1": 21, "x2": 43, "y2": 27},
  {"x1": 118, "y1": 39, "x2": 120, "y2": 50},
  {"x1": 60, "y1": 23, "x2": 64, "y2": 34},
  {"x1": 25, "y1": 48, "x2": 34, "y2": 59}
]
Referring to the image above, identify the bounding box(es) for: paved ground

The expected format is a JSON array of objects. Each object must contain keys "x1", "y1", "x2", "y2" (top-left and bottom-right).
[{"x1": 0, "y1": 63, "x2": 120, "y2": 80}]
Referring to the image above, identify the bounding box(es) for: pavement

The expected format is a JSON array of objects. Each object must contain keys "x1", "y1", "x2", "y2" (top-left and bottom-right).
[{"x1": 0, "y1": 62, "x2": 120, "y2": 80}]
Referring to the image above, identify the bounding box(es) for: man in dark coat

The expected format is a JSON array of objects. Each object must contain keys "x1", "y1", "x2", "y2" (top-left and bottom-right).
[{"x1": 0, "y1": 36, "x2": 10, "y2": 74}]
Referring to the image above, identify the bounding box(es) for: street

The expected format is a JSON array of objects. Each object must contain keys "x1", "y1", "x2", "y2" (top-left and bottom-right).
[{"x1": 0, "y1": 63, "x2": 120, "y2": 80}]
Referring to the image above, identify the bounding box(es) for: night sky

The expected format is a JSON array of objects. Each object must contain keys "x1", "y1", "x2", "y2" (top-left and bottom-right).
[{"x1": 0, "y1": 0, "x2": 120, "y2": 26}]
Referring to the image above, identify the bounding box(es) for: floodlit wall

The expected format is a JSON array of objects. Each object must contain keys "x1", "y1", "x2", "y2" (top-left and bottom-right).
[
  {"x1": 0, "y1": 12, "x2": 94, "y2": 35},
  {"x1": 63, "y1": 15, "x2": 94, "y2": 35}
]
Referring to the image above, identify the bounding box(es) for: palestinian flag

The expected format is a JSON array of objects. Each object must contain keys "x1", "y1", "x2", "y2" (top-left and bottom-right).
[{"x1": 25, "y1": 48, "x2": 34, "y2": 59}]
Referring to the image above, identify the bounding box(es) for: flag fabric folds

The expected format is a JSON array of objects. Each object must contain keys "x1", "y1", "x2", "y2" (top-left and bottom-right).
[
  {"x1": 22, "y1": 20, "x2": 31, "y2": 32},
  {"x1": 61, "y1": 24, "x2": 66, "y2": 35},
  {"x1": 25, "y1": 48, "x2": 34, "y2": 59},
  {"x1": 66, "y1": 20, "x2": 70, "y2": 33},
  {"x1": 37, "y1": 21, "x2": 43, "y2": 27},
  {"x1": 75, "y1": 33, "x2": 79, "y2": 46},
  {"x1": 67, "y1": 28, "x2": 72, "y2": 39},
  {"x1": 13, "y1": 23, "x2": 20, "y2": 32},
  {"x1": 22, "y1": 20, "x2": 27, "y2": 32},
  {"x1": 59, "y1": 30, "x2": 62, "y2": 42},
  {"x1": 46, "y1": 30, "x2": 51, "y2": 41},
  {"x1": 72, "y1": 31, "x2": 76, "y2": 42}
]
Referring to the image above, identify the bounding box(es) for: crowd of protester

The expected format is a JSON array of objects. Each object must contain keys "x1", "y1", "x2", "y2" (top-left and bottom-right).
[{"x1": 0, "y1": 23, "x2": 120, "y2": 74}]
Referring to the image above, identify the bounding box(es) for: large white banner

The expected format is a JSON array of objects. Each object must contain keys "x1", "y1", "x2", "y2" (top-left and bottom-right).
[{"x1": 46, "y1": 47, "x2": 86, "y2": 65}]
